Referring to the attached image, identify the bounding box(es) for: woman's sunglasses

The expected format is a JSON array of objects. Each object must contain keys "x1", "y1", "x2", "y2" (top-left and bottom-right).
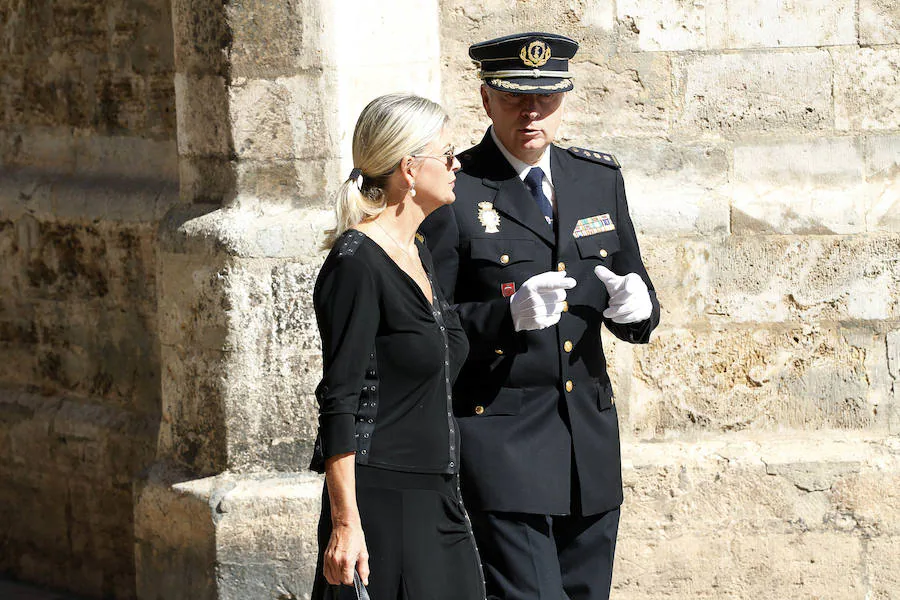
[{"x1": 411, "y1": 146, "x2": 456, "y2": 170}]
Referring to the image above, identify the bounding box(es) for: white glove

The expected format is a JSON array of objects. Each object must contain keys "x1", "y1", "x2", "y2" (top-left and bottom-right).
[
  {"x1": 510, "y1": 271, "x2": 577, "y2": 331},
  {"x1": 594, "y1": 265, "x2": 652, "y2": 324}
]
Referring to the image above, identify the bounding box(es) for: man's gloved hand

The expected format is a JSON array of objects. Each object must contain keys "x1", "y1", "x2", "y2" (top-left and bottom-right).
[
  {"x1": 510, "y1": 271, "x2": 577, "y2": 331},
  {"x1": 594, "y1": 265, "x2": 652, "y2": 324}
]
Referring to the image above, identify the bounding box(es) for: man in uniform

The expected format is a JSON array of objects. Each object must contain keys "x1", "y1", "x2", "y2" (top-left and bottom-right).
[{"x1": 420, "y1": 32, "x2": 660, "y2": 600}]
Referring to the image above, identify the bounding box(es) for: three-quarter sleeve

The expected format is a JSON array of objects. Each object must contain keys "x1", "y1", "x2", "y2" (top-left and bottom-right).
[{"x1": 313, "y1": 255, "x2": 379, "y2": 460}]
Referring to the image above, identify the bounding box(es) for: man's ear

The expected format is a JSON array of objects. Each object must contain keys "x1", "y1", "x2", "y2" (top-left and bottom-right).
[{"x1": 480, "y1": 85, "x2": 492, "y2": 119}]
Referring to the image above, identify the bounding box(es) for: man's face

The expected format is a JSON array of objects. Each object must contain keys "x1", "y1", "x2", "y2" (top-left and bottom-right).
[{"x1": 481, "y1": 86, "x2": 566, "y2": 165}]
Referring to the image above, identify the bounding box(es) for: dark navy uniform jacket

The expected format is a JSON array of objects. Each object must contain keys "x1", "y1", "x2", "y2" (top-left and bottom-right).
[{"x1": 420, "y1": 131, "x2": 660, "y2": 516}]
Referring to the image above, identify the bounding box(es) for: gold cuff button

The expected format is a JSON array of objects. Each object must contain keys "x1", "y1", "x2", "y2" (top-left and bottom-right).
[
  {"x1": 561, "y1": 300, "x2": 569, "y2": 312},
  {"x1": 475, "y1": 405, "x2": 485, "y2": 415},
  {"x1": 557, "y1": 262, "x2": 566, "y2": 271},
  {"x1": 563, "y1": 340, "x2": 573, "y2": 353},
  {"x1": 494, "y1": 348, "x2": 504, "y2": 355},
  {"x1": 500, "y1": 254, "x2": 510, "y2": 264},
  {"x1": 565, "y1": 380, "x2": 574, "y2": 392},
  {"x1": 599, "y1": 249, "x2": 608, "y2": 258}
]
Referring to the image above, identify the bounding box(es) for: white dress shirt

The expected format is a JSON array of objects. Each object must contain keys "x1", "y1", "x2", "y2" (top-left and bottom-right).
[{"x1": 490, "y1": 127, "x2": 556, "y2": 213}]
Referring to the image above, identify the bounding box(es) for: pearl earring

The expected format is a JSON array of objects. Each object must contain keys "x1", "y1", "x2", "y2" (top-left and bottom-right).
[{"x1": 410, "y1": 181, "x2": 416, "y2": 197}]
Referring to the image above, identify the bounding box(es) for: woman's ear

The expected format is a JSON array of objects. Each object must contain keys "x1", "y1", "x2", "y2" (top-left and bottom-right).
[{"x1": 399, "y1": 157, "x2": 417, "y2": 186}]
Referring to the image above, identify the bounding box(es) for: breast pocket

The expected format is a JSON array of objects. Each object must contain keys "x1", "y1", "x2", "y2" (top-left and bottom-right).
[
  {"x1": 470, "y1": 237, "x2": 535, "y2": 267},
  {"x1": 575, "y1": 231, "x2": 620, "y2": 264},
  {"x1": 460, "y1": 387, "x2": 522, "y2": 417}
]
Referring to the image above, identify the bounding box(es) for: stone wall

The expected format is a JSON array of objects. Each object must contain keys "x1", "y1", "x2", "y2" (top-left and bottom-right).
[
  {"x1": 0, "y1": 0, "x2": 178, "y2": 597},
  {"x1": 440, "y1": 1, "x2": 900, "y2": 597},
  {"x1": 0, "y1": 0, "x2": 897, "y2": 598}
]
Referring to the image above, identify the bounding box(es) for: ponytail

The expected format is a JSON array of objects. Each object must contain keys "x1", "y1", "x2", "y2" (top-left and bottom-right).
[{"x1": 321, "y1": 175, "x2": 387, "y2": 249}]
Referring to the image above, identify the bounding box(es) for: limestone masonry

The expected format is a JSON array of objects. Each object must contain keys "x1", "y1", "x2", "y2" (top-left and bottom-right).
[{"x1": 0, "y1": 1, "x2": 898, "y2": 598}]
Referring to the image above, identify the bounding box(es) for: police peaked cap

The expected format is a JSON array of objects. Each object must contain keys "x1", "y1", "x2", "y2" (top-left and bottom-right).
[{"x1": 469, "y1": 32, "x2": 579, "y2": 94}]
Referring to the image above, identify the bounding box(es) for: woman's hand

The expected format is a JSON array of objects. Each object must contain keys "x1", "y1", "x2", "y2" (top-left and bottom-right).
[{"x1": 324, "y1": 519, "x2": 370, "y2": 586}]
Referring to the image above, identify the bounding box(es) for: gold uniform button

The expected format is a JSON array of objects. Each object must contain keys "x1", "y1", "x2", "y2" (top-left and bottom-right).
[
  {"x1": 565, "y1": 380, "x2": 574, "y2": 392},
  {"x1": 599, "y1": 249, "x2": 608, "y2": 258},
  {"x1": 563, "y1": 340, "x2": 573, "y2": 353},
  {"x1": 494, "y1": 348, "x2": 504, "y2": 355},
  {"x1": 557, "y1": 261, "x2": 566, "y2": 271},
  {"x1": 475, "y1": 405, "x2": 485, "y2": 415},
  {"x1": 561, "y1": 300, "x2": 569, "y2": 312},
  {"x1": 500, "y1": 254, "x2": 510, "y2": 264}
]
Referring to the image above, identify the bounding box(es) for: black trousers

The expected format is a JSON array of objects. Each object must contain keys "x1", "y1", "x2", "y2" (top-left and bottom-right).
[
  {"x1": 469, "y1": 508, "x2": 620, "y2": 600},
  {"x1": 312, "y1": 465, "x2": 486, "y2": 600}
]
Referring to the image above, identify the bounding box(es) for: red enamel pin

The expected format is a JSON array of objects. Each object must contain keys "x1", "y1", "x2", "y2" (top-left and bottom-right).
[{"x1": 501, "y1": 282, "x2": 516, "y2": 297}]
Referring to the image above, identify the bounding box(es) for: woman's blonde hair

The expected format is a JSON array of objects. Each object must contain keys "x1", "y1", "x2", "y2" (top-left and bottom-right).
[{"x1": 322, "y1": 93, "x2": 448, "y2": 249}]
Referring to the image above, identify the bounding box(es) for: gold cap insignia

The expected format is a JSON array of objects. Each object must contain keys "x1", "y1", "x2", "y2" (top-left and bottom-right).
[{"x1": 520, "y1": 40, "x2": 551, "y2": 68}]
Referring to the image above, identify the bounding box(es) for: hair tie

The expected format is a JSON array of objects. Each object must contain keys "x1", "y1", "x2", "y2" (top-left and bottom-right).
[{"x1": 348, "y1": 168, "x2": 364, "y2": 189}]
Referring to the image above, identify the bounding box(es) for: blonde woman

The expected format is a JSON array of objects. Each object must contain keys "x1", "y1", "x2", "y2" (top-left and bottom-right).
[{"x1": 310, "y1": 94, "x2": 484, "y2": 600}]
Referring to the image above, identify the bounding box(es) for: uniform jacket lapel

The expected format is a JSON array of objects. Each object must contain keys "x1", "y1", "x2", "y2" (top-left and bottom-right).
[
  {"x1": 551, "y1": 145, "x2": 582, "y2": 254},
  {"x1": 467, "y1": 132, "x2": 554, "y2": 246}
]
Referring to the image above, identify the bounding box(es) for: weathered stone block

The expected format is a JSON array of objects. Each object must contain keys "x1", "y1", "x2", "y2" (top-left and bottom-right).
[
  {"x1": 614, "y1": 434, "x2": 899, "y2": 598},
  {"x1": 159, "y1": 344, "x2": 229, "y2": 474},
  {"x1": 832, "y1": 471, "x2": 900, "y2": 535},
  {"x1": 867, "y1": 537, "x2": 900, "y2": 600},
  {"x1": 157, "y1": 251, "x2": 230, "y2": 350},
  {"x1": 178, "y1": 156, "x2": 237, "y2": 204},
  {"x1": 171, "y1": 0, "x2": 231, "y2": 76},
  {"x1": 634, "y1": 235, "x2": 900, "y2": 327},
  {"x1": 860, "y1": 0, "x2": 900, "y2": 45},
  {"x1": 157, "y1": 234, "x2": 325, "y2": 473},
  {"x1": 611, "y1": 139, "x2": 731, "y2": 237},
  {"x1": 0, "y1": 389, "x2": 156, "y2": 600},
  {"x1": 74, "y1": 136, "x2": 178, "y2": 181},
  {"x1": 225, "y1": 0, "x2": 325, "y2": 79},
  {"x1": 865, "y1": 135, "x2": 900, "y2": 182},
  {"x1": 707, "y1": 0, "x2": 855, "y2": 49},
  {"x1": 716, "y1": 236, "x2": 899, "y2": 322},
  {"x1": 174, "y1": 74, "x2": 232, "y2": 157},
  {"x1": 134, "y1": 467, "x2": 322, "y2": 600},
  {"x1": 565, "y1": 53, "x2": 672, "y2": 138},
  {"x1": 615, "y1": 531, "x2": 865, "y2": 599},
  {"x1": 834, "y1": 48, "x2": 900, "y2": 132},
  {"x1": 631, "y1": 236, "x2": 710, "y2": 328},
  {"x1": 230, "y1": 79, "x2": 302, "y2": 162},
  {"x1": 618, "y1": 0, "x2": 855, "y2": 51},
  {"x1": 0, "y1": 126, "x2": 76, "y2": 172},
  {"x1": 673, "y1": 51, "x2": 832, "y2": 136},
  {"x1": 888, "y1": 330, "x2": 900, "y2": 381},
  {"x1": 731, "y1": 137, "x2": 870, "y2": 234},
  {"x1": 617, "y1": 0, "x2": 708, "y2": 51},
  {"x1": 630, "y1": 325, "x2": 891, "y2": 435}
]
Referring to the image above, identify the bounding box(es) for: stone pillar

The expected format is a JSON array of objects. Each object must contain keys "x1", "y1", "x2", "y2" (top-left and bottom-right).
[{"x1": 134, "y1": 2, "x2": 441, "y2": 598}]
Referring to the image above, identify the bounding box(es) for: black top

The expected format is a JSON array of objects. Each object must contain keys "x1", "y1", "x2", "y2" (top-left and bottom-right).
[{"x1": 310, "y1": 229, "x2": 469, "y2": 475}]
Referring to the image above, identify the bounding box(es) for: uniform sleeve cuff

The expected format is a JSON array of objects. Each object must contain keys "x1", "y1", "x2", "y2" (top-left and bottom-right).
[{"x1": 320, "y1": 413, "x2": 357, "y2": 459}]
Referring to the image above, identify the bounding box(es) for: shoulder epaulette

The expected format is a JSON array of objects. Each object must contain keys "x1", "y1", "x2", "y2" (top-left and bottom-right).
[
  {"x1": 567, "y1": 146, "x2": 620, "y2": 169},
  {"x1": 336, "y1": 229, "x2": 365, "y2": 256}
]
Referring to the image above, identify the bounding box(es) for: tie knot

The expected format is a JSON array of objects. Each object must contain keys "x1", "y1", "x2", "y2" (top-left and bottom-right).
[{"x1": 524, "y1": 167, "x2": 544, "y2": 191}]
